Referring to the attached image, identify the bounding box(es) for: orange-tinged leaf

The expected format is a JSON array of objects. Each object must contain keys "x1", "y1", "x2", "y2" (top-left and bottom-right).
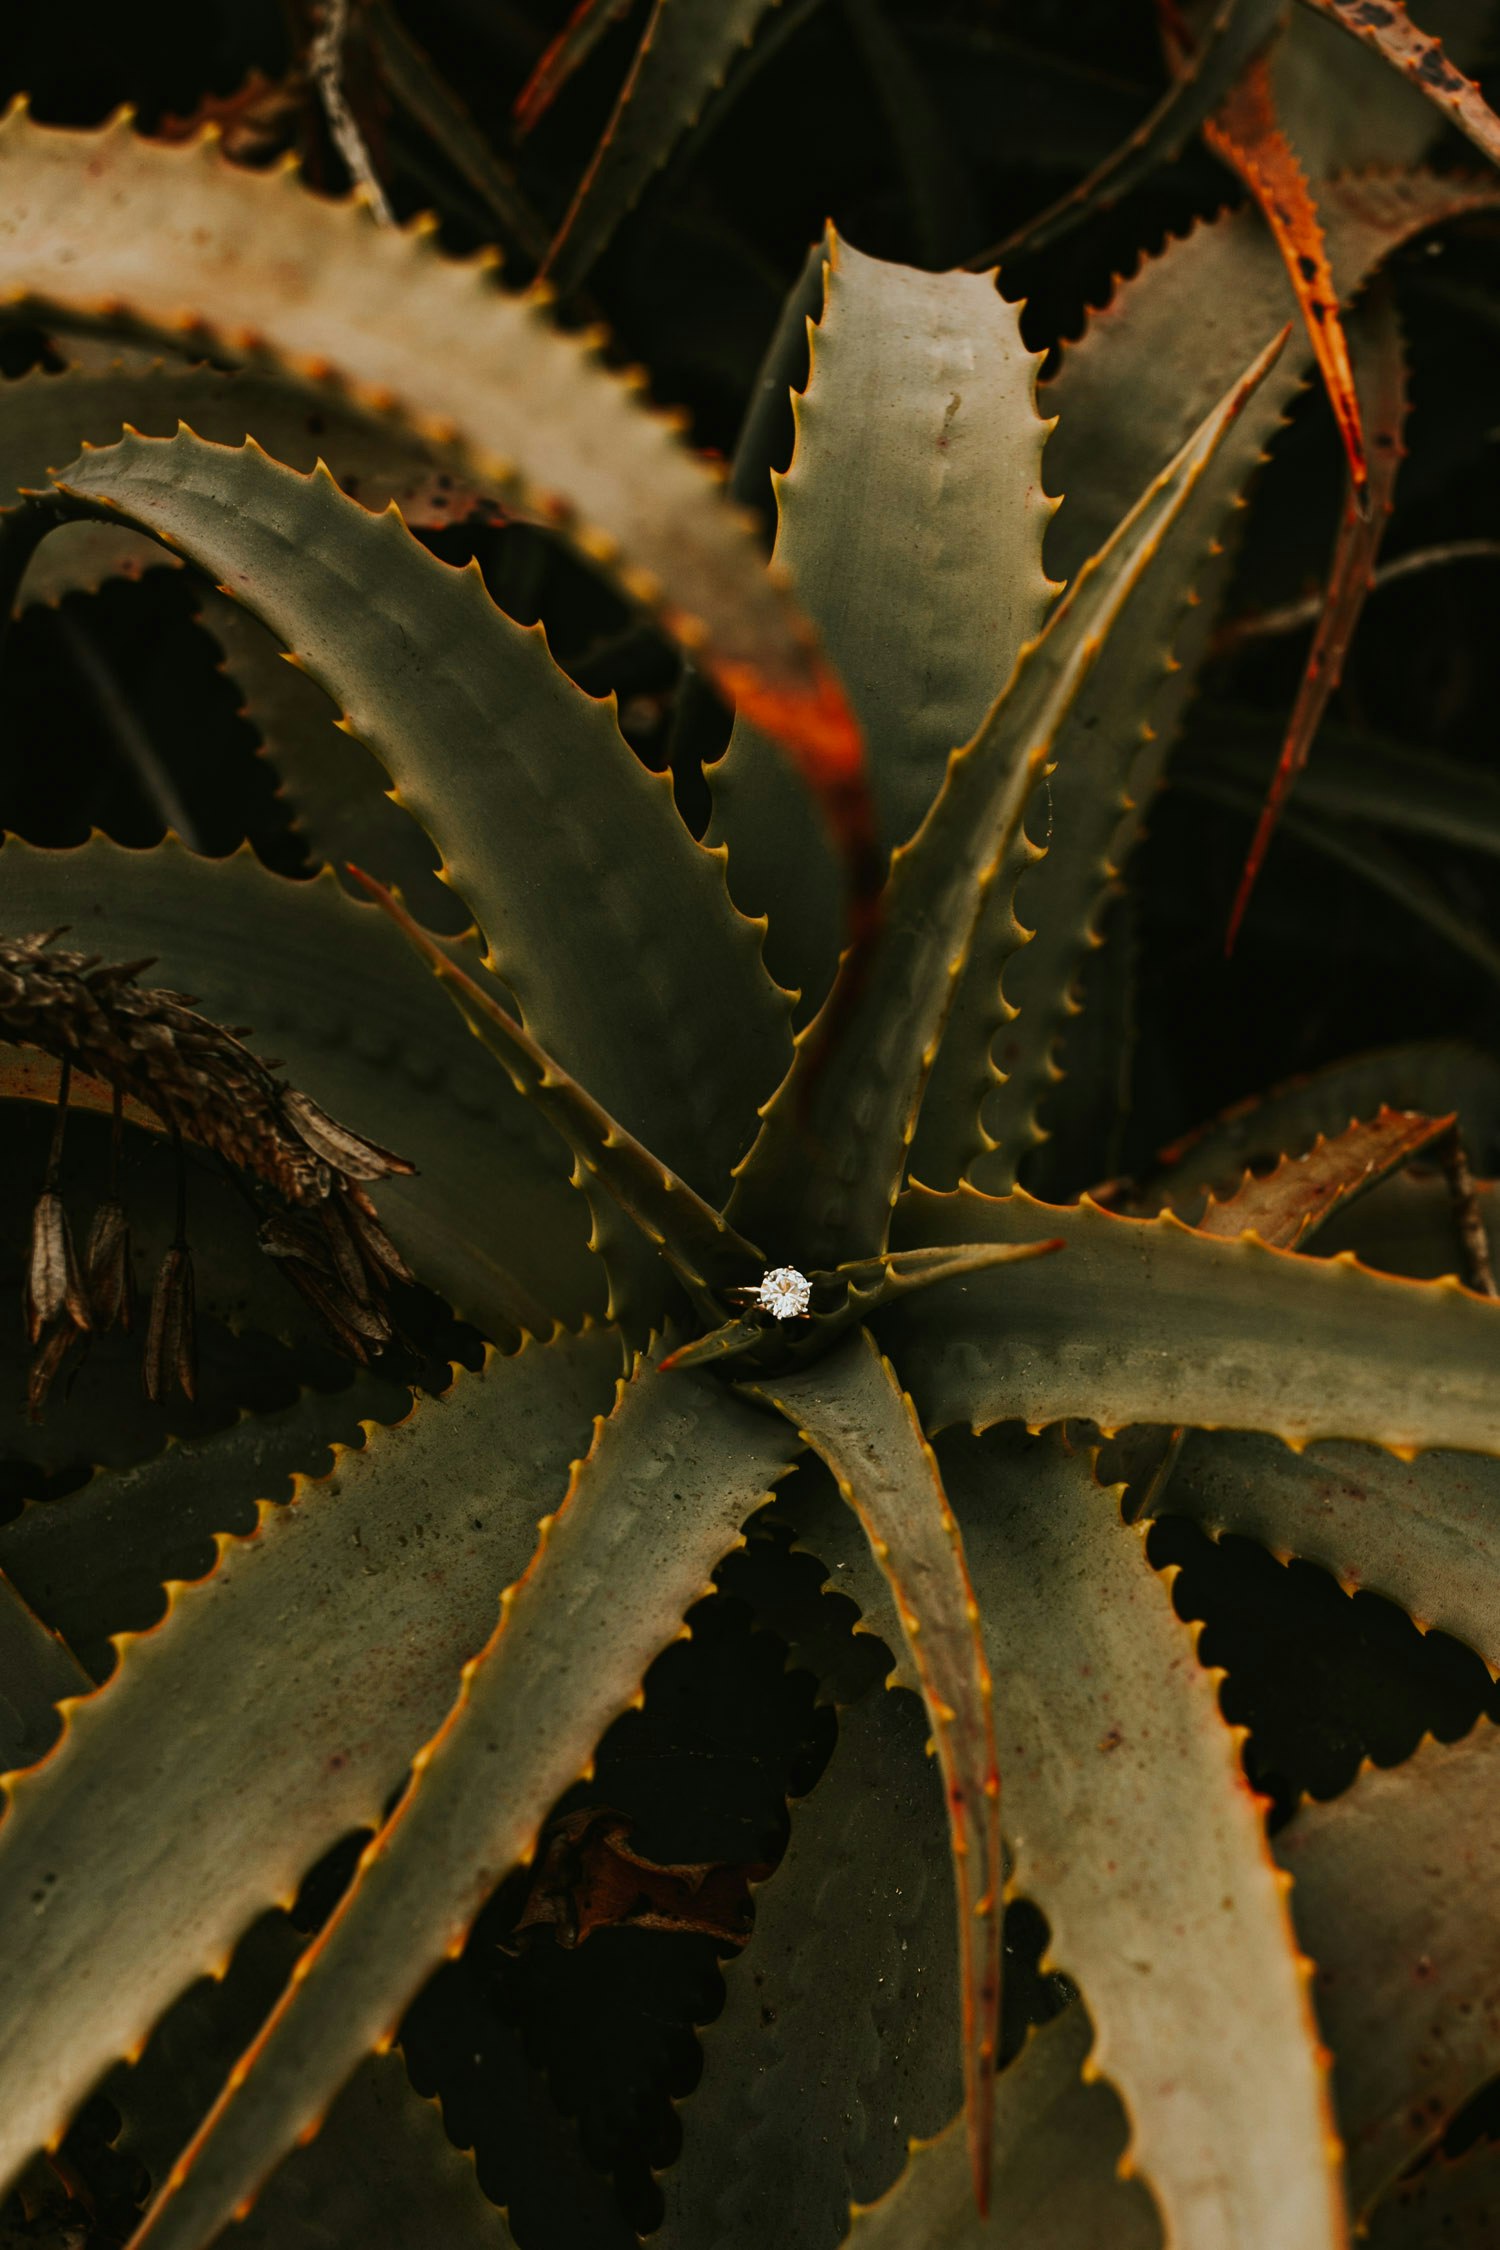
[
  {"x1": 1194, "y1": 1105, "x2": 1455, "y2": 1251},
  {"x1": 1201, "y1": 51, "x2": 1369, "y2": 493},
  {"x1": 1300, "y1": 0, "x2": 1500, "y2": 171},
  {"x1": 1228, "y1": 282, "x2": 1408, "y2": 944}
]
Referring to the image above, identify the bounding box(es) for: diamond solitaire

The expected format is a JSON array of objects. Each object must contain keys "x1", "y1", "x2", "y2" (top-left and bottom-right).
[{"x1": 756, "y1": 1266, "x2": 812, "y2": 1320}]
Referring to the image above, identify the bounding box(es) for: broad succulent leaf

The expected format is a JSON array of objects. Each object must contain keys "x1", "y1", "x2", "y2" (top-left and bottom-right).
[
  {"x1": 44, "y1": 432, "x2": 793, "y2": 1208},
  {"x1": 0, "y1": 106, "x2": 860, "y2": 776},
  {"x1": 708, "y1": 228, "x2": 1056, "y2": 1012},
  {"x1": 1275, "y1": 1720, "x2": 1500, "y2": 2212},
  {"x1": 545, "y1": 0, "x2": 783, "y2": 292},
  {"x1": 119, "y1": 1356, "x2": 799, "y2": 2250},
  {"x1": 889, "y1": 1184, "x2": 1500, "y2": 1453},
  {"x1": 742, "y1": 1330, "x2": 1002, "y2": 2207},
  {"x1": 660, "y1": 1682, "x2": 960, "y2": 2247},
  {"x1": 948, "y1": 1428, "x2": 1342, "y2": 2250},
  {"x1": 0, "y1": 1330, "x2": 621, "y2": 2193},
  {"x1": 199, "y1": 594, "x2": 463, "y2": 935},
  {"x1": 844, "y1": 2003, "x2": 1159, "y2": 2250},
  {"x1": 733, "y1": 330, "x2": 1288, "y2": 1269},
  {"x1": 0, "y1": 1569, "x2": 89, "y2": 1771},
  {"x1": 0, "y1": 837, "x2": 595, "y2": 1336},
  {"x1": 0, "y1": 1364, "x2": 415, "y2": 1681},
  {"x1": 1272, "y1": 0, "x2": 1496, "y2": 173},
  {"x1": 1148, "y1": 1427, "x2": 1500, "y2": 1671}
]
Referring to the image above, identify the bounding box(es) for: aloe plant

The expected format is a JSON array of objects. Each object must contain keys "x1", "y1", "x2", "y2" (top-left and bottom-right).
[{"x1": 1, "y1": 20, "x2": 1499, "y2": 2247}]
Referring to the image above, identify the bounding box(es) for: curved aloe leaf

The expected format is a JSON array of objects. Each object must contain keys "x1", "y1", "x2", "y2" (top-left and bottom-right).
[
  {"x1": 948, "y1": 1425, "x2": 1343, "y2": 2250},
  {"x1": 199, "y1": 594, "x2": 463, "y2": 935},
  {"x1": 1275, "y1": 1720, "x2": 1500, "y2": 2213},
  {"x1": 1271, "y1": 0, "x2": 1495, "y2": 176},
  {"x1": 742, "y1": 1330, "x2": 1003, "y2": 2210},
  {"x1": 1194, "y1": 1107, "x2": 1453, "y2": 1251},
  {"x1": 358, "y1": 869, "x2": 763, "y2": 1317},
  {"x1": 985, "y1": 0, "x2": 1285, "y2": 260},
  {"x1": 733, "y1": 330, "x2": 1288, "y2": 1269},
  {"x1": 0, "y1": 1365, "x2": 413, "y2": 1681},
  {"x1": 1145, "y1": 1039, "x2": 1500, "y2": 1210},
  {"x1": 45, "y1": 432, "x2": 792, "y2": 1207},
  {"x1": 1299, "y1": 0, "x2": 1500, "y2": 171},
  {"x1": 1316, "y1": 1165, "x2": 1495, "y2": 1277},
  {"x1": 0, "y1": 1570, "x2": 89, "y2": 1772},
  {"x1": 1151, "y1": 1427, "x2": 1500, "y2": 1671},
  {"x1": 545, "y1": 0, "x2": 782, "y2": 293},
  {"x1": 121, "y1": 1356, "x2": 799, "y2": 2250},
  {"x1": 0, "y1": 836, "x2": 596, "y2": 1336},
  {"x1": 0, "y1": 106, "x2": 859, "y2": 779},
  {"x1": 888, "y1": 1184, "x2": 1500, "y2": 1455},
  {"x1": 0, "y1": 1329, "x2": 621, "y2": 2196},
  {"x1": 0, "y1": 358, "x2": 488, "y2": 526},
  {"x1": 844, "y1": 2003, "x2": 1159, "y2": 2250},
  {"x1": 659, "y1": 1683, "x2": 960, "y2": 2248},
  {"x1": 708, "y1": 227, "x2": 1055, "y2": 1012}
]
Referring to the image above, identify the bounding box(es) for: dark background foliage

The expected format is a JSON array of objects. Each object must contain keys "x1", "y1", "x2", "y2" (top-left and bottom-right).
[{"x1": 1, "y1": 2, "x2": 1498, "y2": 2241}]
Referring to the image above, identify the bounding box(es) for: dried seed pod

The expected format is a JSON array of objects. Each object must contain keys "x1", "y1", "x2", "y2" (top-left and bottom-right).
[
  {"x1": 283, "y1": 1089, "x2": 415, "y2": 1182},
  {"x1": 84, "y1": 1198, "x2": 135, "y2": 1333},
  {"x1": 27, "y1": 1321, "x2": 81, "y2": 1423},
  {"x1": 144, "y1": 1245, "x2": 197, "y2": 1405},
  {"x1": 25, "y1": 1192, "x2": 91, "y2": 1345}
]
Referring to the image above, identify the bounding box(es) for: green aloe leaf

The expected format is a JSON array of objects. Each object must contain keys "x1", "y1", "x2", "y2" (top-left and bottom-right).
[
  {"x1": 45, "y1": 432, "x2": 791, "y2": 1207},
  {"x1": 0, "y1": 1328, "x2": 621, "y2": 2193},
  {"x1": 1194, "y1": 1108, "x2": 1454, "y2": 1252},
  {"x1": 659, "y1": 1682, "x2": 960, "y2": 2248},
  {"x1": 844, "y1": 2003, "x2": 1159, "y2": 2250},
  {"x1": 708, "y1": 226, "x2": 1055, "y2": 1014},
  {"x1": 955, "y1": 171, "x2": 1500, "y2": 1196},
  {"x1": 1271, "y1": 0, "x2": 1495, "y2": 177},
  {"x1": 948, "y1": 1425, "x2": 1342, "y2": 2250},
  {"x1": 0, "y1": 1365, "x2": 414, "y2": 1681},
  {"x1": 0, "y1": 106, "x2": 858, "y2": 774},
  {"x1": 0, "y1": 836, "x2": 596, "y2": 1336},
  {"x1": 1275, "y1": 1720, "x2": 1500, "y2": 2213},
  {"x1": 1316, "y1": 1166, "x2": 1494, "y2": 1278},
  {"x1": 199, "y1": 594, "x2": 463, "y2": 936},
  {"x1": 741, "y1": 220, "x2": 1055, "y2": 931},
  {"x1": 888, "y1": 1185, "x2": 1500, "y2": 1456},
  {"x1": 358, "y1": 870, "x2": 762, "y2": 1322},
  {"x1": 0, "y1": 358, "x2": 486, "y2": 526},
  {"x1": 1148, "y1": 1428, "x2": 1500, "y2": 1672},
  {"x1": 0, "y1": 1570, "x2": 90, "y2": 1772},
  {"x1": 545, "y1": 0, "x2": 782, "y2": 293},
  {"x1": 741, "y1": 1330, "x2": 1003, "y2": 2208},
  {"x1": 734, "y1": 331, "x2": 1288, "y2": 1269},
  {"x1": 120, "y1": 1355, "x2": 799, "y2": 2250}
]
